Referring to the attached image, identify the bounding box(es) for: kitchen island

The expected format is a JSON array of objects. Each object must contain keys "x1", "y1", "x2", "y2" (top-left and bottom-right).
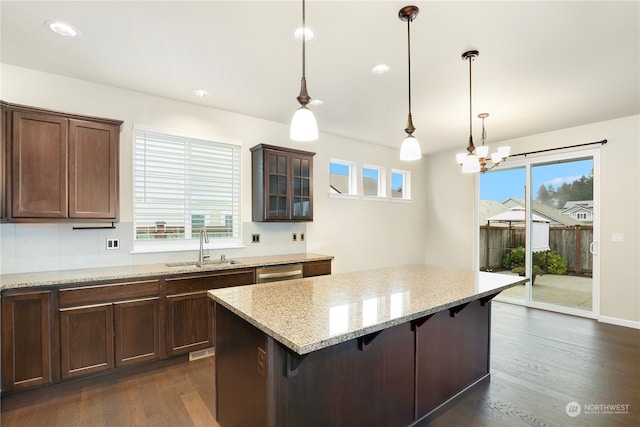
[{"x1": 208, "y1": 265, "x2": 526, "y2": 427}]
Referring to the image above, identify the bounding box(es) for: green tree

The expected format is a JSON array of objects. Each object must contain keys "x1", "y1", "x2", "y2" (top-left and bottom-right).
[
  {"x1": 535, "y1": 168, "x2": 593, "y2": 208},
  {"x1": 537, "y1": 184, "x2": 552, "y2": 206}
]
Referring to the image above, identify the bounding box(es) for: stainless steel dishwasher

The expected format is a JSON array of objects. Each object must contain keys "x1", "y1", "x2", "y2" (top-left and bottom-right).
[{"x1": 256, "y1": 263, "x2": 303, "y2": 283}]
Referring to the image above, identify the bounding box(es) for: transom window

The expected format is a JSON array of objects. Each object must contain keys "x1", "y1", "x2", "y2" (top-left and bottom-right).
[
  {"x1": 363, "y1": 165, "x2": 386, "y2": 198},
  {"x1": 329, "y1": 159, "x2": 357, "y2": 197},
  {"x1": 133, "y1": 126, "x2": 241, "y2": 251},
  {"x1": 391, "y1": 169, "x2": 411, "y2": 200}
]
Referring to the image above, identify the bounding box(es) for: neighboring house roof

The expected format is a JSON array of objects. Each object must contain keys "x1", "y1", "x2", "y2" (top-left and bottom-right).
[
  {"x1": 498, "y1": 198, "x2": 584, "y2": 227},
  {"x1": 487, "y1": 207, "x2": 549, "y2": 223},
  {"x1": 329, "y1": 173, "x2": 349, "y2": 194},
  {"x1": 563, "y1": 200, "x2": 594, "y2": 209},
  {"x1": 562, "y1": 205, "x2": 593, "y2": 215},
  {"x1": 479, "y1": 199, "x2": 510, "y2": 224}
]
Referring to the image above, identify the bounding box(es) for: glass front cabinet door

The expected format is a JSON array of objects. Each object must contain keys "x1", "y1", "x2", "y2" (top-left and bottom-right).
[{"x1": 251, "y1": 144, "x2": 314, "y2": 222}]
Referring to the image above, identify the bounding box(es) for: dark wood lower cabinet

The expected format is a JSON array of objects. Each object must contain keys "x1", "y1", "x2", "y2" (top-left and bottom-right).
[
  {"x1": 1, "y1": 290, "x2": 54, "y2": 392},
  {"x1": 114, "y1": 297, "x2": 160, "y2": 367},
  {"x1": 0, "y1": 260, "x2": 330, "y2": 395},
  {"x1": 166, "y1": 292, "x2": 212, "y2": 355},
  {"x1": 214, "y1": 297, "x2": 494, "y2": 427},
  {"x1": 165, "y1": 268, "x2": 255, "y2": 356},
  {"x1": 302, "y1": 259, "x2": 331, "y2": 277},
  {"x1": 58, "y1": 279, "x2": 161, "y2": 380},
  {"x1": 60, "y1": 303, "x2": 114, "y2": 379},
  {"x1": 414, "y1": 300, "x2": 490, "y2": 416}
]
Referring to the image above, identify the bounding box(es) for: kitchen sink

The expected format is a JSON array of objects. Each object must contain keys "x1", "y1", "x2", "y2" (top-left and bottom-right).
[{"x1": 165, "y1": 259, "x2": 239, "y2": 268}]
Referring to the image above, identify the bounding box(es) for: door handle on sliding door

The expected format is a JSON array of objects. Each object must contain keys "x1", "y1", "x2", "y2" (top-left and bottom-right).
[{"x1": 589, "y1": 241, "x2": 598, "y2": 255}]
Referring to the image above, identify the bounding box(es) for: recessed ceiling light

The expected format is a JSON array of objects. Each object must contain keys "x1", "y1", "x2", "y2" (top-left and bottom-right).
[
  {"x1": 193, "y1": 89, "x2": 209, "y2": 98},
  {"x1": 309, "y1": 99, "x2": 323, "y2": 106},
  {"x1": 371, "y1": 64, "x2": 390, "y2": 75},
  {"x1": 292, "y1": 27, "x2": 315, "y2": 41},
  {"x1": 45, "y1": 20, "x2": 80, "y2": 38}
]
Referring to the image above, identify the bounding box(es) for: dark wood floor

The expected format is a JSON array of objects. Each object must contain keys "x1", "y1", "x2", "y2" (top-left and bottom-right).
[
  {"x1": 431, "y1": 302, "x2": 640, "y2": 427},
  {"x1": 1, "y1": 302, "x2": 638, "y2": 426},
  {"x1": 0, "y1": 356, "x2": 220, "y2": 427}
]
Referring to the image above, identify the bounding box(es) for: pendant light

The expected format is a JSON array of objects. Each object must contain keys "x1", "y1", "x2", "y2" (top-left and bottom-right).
[
  {"x1": 456, "y1": 50, "x2": 510, "y2": 173},
  {"x1": 398, "y1": 5, "x2": 422, "y2": 161},
  {"x1": 290, "y1": 0, "x2": 318, "y2": 141}
]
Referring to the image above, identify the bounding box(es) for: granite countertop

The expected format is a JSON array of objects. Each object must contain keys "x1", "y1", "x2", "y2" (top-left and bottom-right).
[
  {"x1": 0, "y1": 253, "x2": 333, "y2": 290},
  {"x1": 208, "y1": 265, "x2": 527, "y2": 355}
]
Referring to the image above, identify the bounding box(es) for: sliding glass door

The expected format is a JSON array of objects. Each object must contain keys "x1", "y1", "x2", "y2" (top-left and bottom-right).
[
  {"x1": 480, "y1": 150, "x2": 599, "y2": 317},
  {"x1": 479, "y1": 166, "x2": 527, "y2": 303},
  {"x1": 529, "y1": 158, "x2": 595, "y2": 312}
]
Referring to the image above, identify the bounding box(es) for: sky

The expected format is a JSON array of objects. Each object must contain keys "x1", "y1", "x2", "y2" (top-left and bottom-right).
[{"x1": 480, "y1": 158, "x2": 593, "y2": 202}]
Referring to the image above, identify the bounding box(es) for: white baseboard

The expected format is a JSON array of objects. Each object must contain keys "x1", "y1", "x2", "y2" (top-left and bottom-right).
[{"x1": 598, "y1": 315, "x2": 640, "y2": 329}]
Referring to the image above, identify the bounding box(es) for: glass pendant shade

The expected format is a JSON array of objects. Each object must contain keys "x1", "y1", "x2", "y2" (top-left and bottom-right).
[
  {"x1": 498, "y1": 146, "x2": 511, "y2": 158},
  {"x1": 456, "y1": 152, "x2": 467, "y2": 165},
  {"x1": 491, "y1": 152, "x2": 503, "y2": 164},
  {"x1": 290, "y1": 105, "x2": 318, "y2": 141},
  {"x1": 462, "y1": 154, "x2": 480, "y2": 173},
  {"x1": 476, "y1": 145, "x2": 489, "y2": 158},
  {"x1": 400, "y1": 135, "x2": 422, "y2": 161}
]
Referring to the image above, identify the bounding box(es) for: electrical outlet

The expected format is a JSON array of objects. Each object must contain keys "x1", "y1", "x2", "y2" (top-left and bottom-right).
[
  {"x1": 252, "y1": 234, "x2": 260, "y2": 243},
  {"x1": 292, "y1": 233, "x2": 297, "y2": 242},
  {"x1": 300, "y1": 232, "x2": 305, "y2": 242},
  {"x1": 106, "y1": 238, "x2": 119, "y2": 250}
]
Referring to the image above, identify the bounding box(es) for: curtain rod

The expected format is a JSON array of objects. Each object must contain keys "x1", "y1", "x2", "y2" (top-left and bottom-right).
[{"x1": 510, "y1": 139, "x2": 607, "y2": 158}]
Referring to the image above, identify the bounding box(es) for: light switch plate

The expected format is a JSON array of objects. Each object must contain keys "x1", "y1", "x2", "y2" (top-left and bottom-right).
[
  {"x1": 611, "y1": 233, "x2": 625, "y2": 242},
  {"x1": 106, "y1": 238, "x2": 120, "y2": 250}
]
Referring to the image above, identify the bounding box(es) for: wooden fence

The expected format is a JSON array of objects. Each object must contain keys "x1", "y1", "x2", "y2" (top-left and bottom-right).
[{"x1": 480, "y1": 225, "x2": 593, "y2": 276}]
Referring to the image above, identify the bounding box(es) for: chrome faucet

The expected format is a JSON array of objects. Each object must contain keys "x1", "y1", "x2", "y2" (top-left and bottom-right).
[{"x1": 198, "y1": 227, "x2": 210, "y2": 265}]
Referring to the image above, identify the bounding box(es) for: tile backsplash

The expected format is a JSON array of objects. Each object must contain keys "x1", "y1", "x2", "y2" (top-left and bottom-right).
[{"x1": 0, "y1": 221, "x2": 308, "y2": 274}]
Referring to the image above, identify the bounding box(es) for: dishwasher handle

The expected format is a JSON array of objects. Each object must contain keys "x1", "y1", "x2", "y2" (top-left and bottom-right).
[
  {"x1": 256, "y1": 264, "x2": 304, "y2": 283},
  {"x1": 258, "y1": 270, "x2": 303, "y2": 280}
]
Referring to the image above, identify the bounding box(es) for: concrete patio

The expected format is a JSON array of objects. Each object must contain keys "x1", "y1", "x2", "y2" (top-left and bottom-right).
[{"x1": 494, "y1": 272, "x2": 592, "y2": 311}]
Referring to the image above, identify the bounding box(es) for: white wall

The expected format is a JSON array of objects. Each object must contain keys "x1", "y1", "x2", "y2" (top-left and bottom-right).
[
  {"x1": 0, "y1": 64, "x2": 426, "y2": 275},
  {"x1": 424, "y1": 115, "x2": 640, "y2": 325}
]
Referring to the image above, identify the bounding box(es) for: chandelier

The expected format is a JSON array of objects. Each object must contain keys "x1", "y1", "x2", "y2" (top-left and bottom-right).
[{"x1": 456, "y1": 50, "x2": 509, "y2": 173}]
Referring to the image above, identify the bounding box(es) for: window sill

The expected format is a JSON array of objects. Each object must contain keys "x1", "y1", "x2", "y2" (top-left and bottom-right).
[
  {"x1": 362, "y1": 196, "x2": 389, "y2": 202},
  {"x1": 329, "y1": 193, "x2": 358, "y2": 200}
]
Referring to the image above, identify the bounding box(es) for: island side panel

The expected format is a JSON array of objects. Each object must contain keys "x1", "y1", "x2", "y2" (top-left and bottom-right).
[
  {"x1": 215, "y1": 303, "x2": 268, "y2": 427},
  {"x1": 414, "y1": 298, "x2": 491, "y2": 418},
  {"x1": 269, "y1": 322, "x2": 415, "y2": 427}
]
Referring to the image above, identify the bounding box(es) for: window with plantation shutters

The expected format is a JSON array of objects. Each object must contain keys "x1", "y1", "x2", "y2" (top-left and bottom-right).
[{"x1": 133, "y1": 126, "x2": 241, "y2": 251}]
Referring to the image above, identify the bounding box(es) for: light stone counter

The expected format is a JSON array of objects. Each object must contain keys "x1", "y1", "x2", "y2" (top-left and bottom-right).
[
  {"x1": 0, "y1": 253, "x2": 333, "y2": 290},
  {"x1": 208, "y1": 264, "x2": 527, "y2": 355}
]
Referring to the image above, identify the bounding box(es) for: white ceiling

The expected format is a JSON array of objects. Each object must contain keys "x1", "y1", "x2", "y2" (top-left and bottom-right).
[{"x1": 1, "y1": 1, "x2": 638, "y2": 155}]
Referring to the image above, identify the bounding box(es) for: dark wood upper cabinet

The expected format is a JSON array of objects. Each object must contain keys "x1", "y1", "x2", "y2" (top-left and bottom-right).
[
  {"x1": 11, "y1": 111, "x2": 68, "y2": 218},
  {"x1": 1, "y1": 103, "x2": 7, "y2": 219},
  {"x1": 68, "y1": 119, "x2": 118, "y2": 219},
  {"x1": 251, "y1": 144, "x2": 315, "y2": 222},
  {"x1": 1, "y1": 101, "x2": 122, "y2": 222}
]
